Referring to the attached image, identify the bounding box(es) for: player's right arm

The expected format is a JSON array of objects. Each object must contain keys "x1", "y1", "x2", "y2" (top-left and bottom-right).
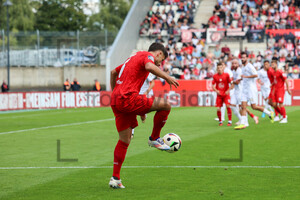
[
  {"x1": 212, "y1": 76, "x2": 220, "y2": 95},
  {"x1": 110, "y1": 65, "x2": 122, "y2": 90},
  {"x1": 145, "y1": 62, "x2": 179, "y2": 89}
]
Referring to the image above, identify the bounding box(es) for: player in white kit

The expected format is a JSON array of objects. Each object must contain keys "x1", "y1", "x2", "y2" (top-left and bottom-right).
[
  {"x1": 235, "y1": 52, "x2": 274, "y2": 130},
  {"x1": 131, "y1": 73, "x2": 156, "y2": 138},
  {"x1": 231, "y1": 59, "x2": 258, "y2": 125},
  {"x1": 257, "y1": 60, "x2": 273, "y2": 118}
]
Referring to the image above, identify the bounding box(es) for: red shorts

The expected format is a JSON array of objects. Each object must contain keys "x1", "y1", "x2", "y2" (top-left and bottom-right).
[
  {"x1": 216, "y1": 95, "x2": 230, "y2": 107},
  {"x1": 274, "y1": 90, "x2": 285, "y2": 104},
  {"x1": 268, "y1": 86, "x2": 276, "y2": 102},
  {"x1": 111, "y1": 94, "x2": 154, "y2": 132}
]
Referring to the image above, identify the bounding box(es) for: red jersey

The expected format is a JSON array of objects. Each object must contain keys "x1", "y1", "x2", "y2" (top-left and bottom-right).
[
  {"x1": 274, "y1": 69, "x2": 286, "y2": 91},
  {"x1": 267, "y1": 67, "x2": 275, "y2": 84},
  {"x1": 212, "y1": 73, "x2": 231, "y2": 96},
  {"x1": 112, "y1": 51, "x2": 155, "y2": 102}
]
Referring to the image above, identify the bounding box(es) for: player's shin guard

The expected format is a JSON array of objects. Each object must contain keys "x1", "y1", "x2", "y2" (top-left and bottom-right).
[
  {"x1": 227, "y1": 107, "x2": 232, "y2": 121},
  {"x1": 113, "y1": 140, "x2": 129, "y2": 180},
  {"x1": 151, "y1": 110, "x2": 170, "y2": 140},
  {"x1": 217, "y1": 110, "x2": 222, "y2": 122},
  {"x1": 280, "y1": 107, "x2": 286, "y2": 118}
]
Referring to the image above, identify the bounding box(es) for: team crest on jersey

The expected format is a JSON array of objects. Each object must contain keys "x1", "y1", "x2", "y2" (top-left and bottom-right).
[
  {"x1": 220, "y1": 79, "x2": 222, "y2": 81},
  {"x1": 219, "y1": 83, "x2": 225, "y2": 89},
  {"x1": 148, "y1": 56, "x2": 154, "y2": 62}
]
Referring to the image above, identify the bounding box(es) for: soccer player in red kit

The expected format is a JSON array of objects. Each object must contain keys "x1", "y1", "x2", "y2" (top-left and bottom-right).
[
  {"x1": 271, "y1": 60, "x2": 291, "y2": 123},
  {"x1": 267, "y1": 61, "x2": 280, "y2": 120},
  {"x1": 109, "y1": 43, "x2": 179, "y2": 189},
  {"x1": 212, "y1": 63, "x2": 233, "y2": 126}
]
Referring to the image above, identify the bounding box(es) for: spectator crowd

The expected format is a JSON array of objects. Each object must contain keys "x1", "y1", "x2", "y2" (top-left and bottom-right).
[{"x1": 138, "y1": 0, "x2": 300, "y2": 80}]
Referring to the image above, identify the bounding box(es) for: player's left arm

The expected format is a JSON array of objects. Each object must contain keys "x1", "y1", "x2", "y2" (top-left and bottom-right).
[
  {"x1": 285, "y1": 78, "x2": 292, "y2": 95},
  {"x1": 145, "y1": 62, "x2": 179, "y2": 89},
  {"x1": 225, "y1": 75, "x2": 233, "y2": 95}
]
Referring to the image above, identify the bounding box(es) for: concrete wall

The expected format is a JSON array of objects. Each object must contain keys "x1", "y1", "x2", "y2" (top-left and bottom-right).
[
  {"x1": 0, "y1": 66, "x2": 106, "y2": 89},
  {"x1": 106, "y1": 0, "x2": 153, "y2": 90}
]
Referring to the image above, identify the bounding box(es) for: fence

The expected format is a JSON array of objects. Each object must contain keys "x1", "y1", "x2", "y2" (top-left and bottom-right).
[{"x1": 0, "y1": 30, "x2": 117, "y2": 67}]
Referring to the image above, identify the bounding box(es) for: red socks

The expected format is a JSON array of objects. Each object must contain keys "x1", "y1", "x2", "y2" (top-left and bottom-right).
[
  {"x1": 151, "y1": 110, "x2": 170, "y2": 140},
  {"x1": 113, "y1": 140, "x2": 129, "y2": 180},
  {"x1": 275, "y1": 106, "x2": 282, "y2": 116},
  {"x1": 249, "y1": 113, "x2": 255, "y2": 118},
  {"x1": 217, "y1": 110, "x2": 222, "y2": 122},
  {"x1": 280, "y1": 107, "x2": 286, "y2": 118},
  {"x1": 227, "y1": 107, "x2": 232, "y2": 121},
  {"x1": 275, "y1": 109, "x2": 279, "y2": 116}
]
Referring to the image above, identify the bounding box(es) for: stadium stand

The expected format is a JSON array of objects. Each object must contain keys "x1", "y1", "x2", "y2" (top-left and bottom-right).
[{"x1": 135, "y1": 0, "x2": 300, "y2": 80}]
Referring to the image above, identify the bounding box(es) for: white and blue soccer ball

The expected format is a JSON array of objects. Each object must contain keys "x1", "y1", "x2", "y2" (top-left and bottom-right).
[{"x1": 163, "y1": 133, "x2": 182, "y2": 153}]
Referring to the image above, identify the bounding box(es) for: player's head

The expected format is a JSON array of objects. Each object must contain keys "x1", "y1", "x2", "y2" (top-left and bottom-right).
[
  {"x1": 271, "y1": 60, "x2": 278, "y2": 69},
  {"x1": 231, "y1": 59, "x2": 239, "y2": 70},
  {"x1": 263, "y1": 60, "x2": 270, "y2": 70},
  {"x1": 241, "y1": 51, "x2": 248, "y2": 65},
  {"x1": 148, "y1": 43, "x2": 168, "y2": 66},
  {"x1": 219, "y1": 61, "x2": 226, "y2": 70},
  {"x1": 217, "y1": 63, "x2": 224, "y2": 74}
]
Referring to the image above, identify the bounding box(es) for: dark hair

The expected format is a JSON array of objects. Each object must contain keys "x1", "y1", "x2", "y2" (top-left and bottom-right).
[
  {"x1": 148, "y1": 42, "x2": 169, "y2": 59},
  {"x1": 217, "y1": 62, "x2": 223, "y2": 67},
  {"x1": 271, "y1": 60, "x2": 277, "y2": 64},
  {"x1": 241, "y1": 51, "x2": 247, "y2": 56},
  {"x1": 263, "y1": 60, "x2": 269, "y2": 64}
]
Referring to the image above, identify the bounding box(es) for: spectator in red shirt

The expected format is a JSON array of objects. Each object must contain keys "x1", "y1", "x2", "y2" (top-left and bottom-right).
[
  {"x1": 221, "y1": 44, "x2": 231, "y2": 56},
  {"x1": 209, "y1": 12, "x2": 221, "y2": 25}
]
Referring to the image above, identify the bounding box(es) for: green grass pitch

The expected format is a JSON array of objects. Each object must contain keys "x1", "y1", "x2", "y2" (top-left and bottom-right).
[{"x1": 0, "y1": 106, "x2": 300, "y2": 199}]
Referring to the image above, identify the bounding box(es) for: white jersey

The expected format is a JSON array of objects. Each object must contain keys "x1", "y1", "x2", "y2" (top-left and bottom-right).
[
  {"x1": 258, "y1": 69, "x2": 270, "y2": 89},
  {"x1": 232, "y1": 67, "x2": 242, "y2": 92},
  {"x1": 241, "y1": 62, "x2": 258, "y2": 104},
  {"x1": 224, "y1": 66, "x2": 233, "y2": 78},
  {"x1": 241, "y1": 62, "x2": 257, "y2": 91},
  {"x1": 139, "y1": 73, "x2": 155, "y2": 96}
]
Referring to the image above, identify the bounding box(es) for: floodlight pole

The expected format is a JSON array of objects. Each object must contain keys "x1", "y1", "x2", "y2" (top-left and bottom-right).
[{"x1": 4, "y1": 0, "x2": 12, "y2": 90}]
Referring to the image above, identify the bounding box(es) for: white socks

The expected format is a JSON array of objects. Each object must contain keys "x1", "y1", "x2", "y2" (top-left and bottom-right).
[
  {"x1": 221, "y1": 104, "x2": 226, "y2": 121},
  {"x1": 231, "y1": 105, "x2": 242, "y2": 122},
  {"x1": 263, "y1": 108, "x2": 271, "y2": 116}
]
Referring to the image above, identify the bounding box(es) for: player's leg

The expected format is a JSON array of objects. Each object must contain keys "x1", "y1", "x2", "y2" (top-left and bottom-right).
[
  {"x1": 276, "y1": 92, "x2": 287, "y2": 123},
  {"x1": 278, "y1": 102, "x2": 287, "y2": 123},
  {"x1": 249, "y1": 89, "x2": 274, "y2": 122},
  {"x1": 110, "y1": 127, "x2": 132, "y2": 189},
  {"x1": 221, "y1": 103, "x2": 226, "y2": 122},
  {"x1": 147, "y1": 97, "x2": 171, "y2": 150},
  {"x1": 215, "y1": 96, "x2": 223, "y2": 126},
  {"x1": 246, "y1": 108, "x2": 259, "y2": 124},
  {"x1": 224, "y1": 95, "x2": 232, "y2": 126},
  {"x1": 235, "y1": 101, "x2": 248, "y2": 129}
]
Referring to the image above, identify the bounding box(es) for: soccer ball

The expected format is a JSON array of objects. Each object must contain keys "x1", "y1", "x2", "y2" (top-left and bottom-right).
[{"x1": 163, "y1": 133, "x2": 182, "y2": 153}]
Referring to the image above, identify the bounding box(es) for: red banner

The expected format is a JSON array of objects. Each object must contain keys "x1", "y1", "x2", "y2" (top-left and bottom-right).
[
  {"x1": 266, "y1": 29, "x2": 300, "y2": 38},
  {"x1": 1, "y1": 80, "x2": 300, "y2": 111}
]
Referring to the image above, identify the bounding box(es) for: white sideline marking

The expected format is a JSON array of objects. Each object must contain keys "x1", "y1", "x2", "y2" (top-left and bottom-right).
[
  {"x1": 0, "y1": 118, "x2": 114, "y2": 135},
  {"x1": 0, "y1": 166, "x2": 299, "y2": 170}
]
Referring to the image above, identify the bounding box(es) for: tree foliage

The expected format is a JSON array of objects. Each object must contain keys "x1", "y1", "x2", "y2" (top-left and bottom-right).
[
  {"x1": 34, "y1": 0, "x2": 87, "y2": 31},
  {"x1": 0, "y1": 0, "x2": 35, "y2": 31},
  {"x1": 87, "y1": 0, "x2": 133, "y2": 32}
]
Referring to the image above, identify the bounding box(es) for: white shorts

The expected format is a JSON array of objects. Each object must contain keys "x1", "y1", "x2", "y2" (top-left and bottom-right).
[
  {"x1": 241, "y1": 89, "x2": 258, "y2": 105},
  {"x1": 231, "y1": 91, "x2": 241, "y2": 105},
  {"x1": 261, "y1": 87, "x2": 270, "y2": 99}
]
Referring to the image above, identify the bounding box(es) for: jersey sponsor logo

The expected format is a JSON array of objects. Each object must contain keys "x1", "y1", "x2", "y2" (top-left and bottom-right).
[{"x1": 148, "y1": 56, "x2": 154, "y2": 62}]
